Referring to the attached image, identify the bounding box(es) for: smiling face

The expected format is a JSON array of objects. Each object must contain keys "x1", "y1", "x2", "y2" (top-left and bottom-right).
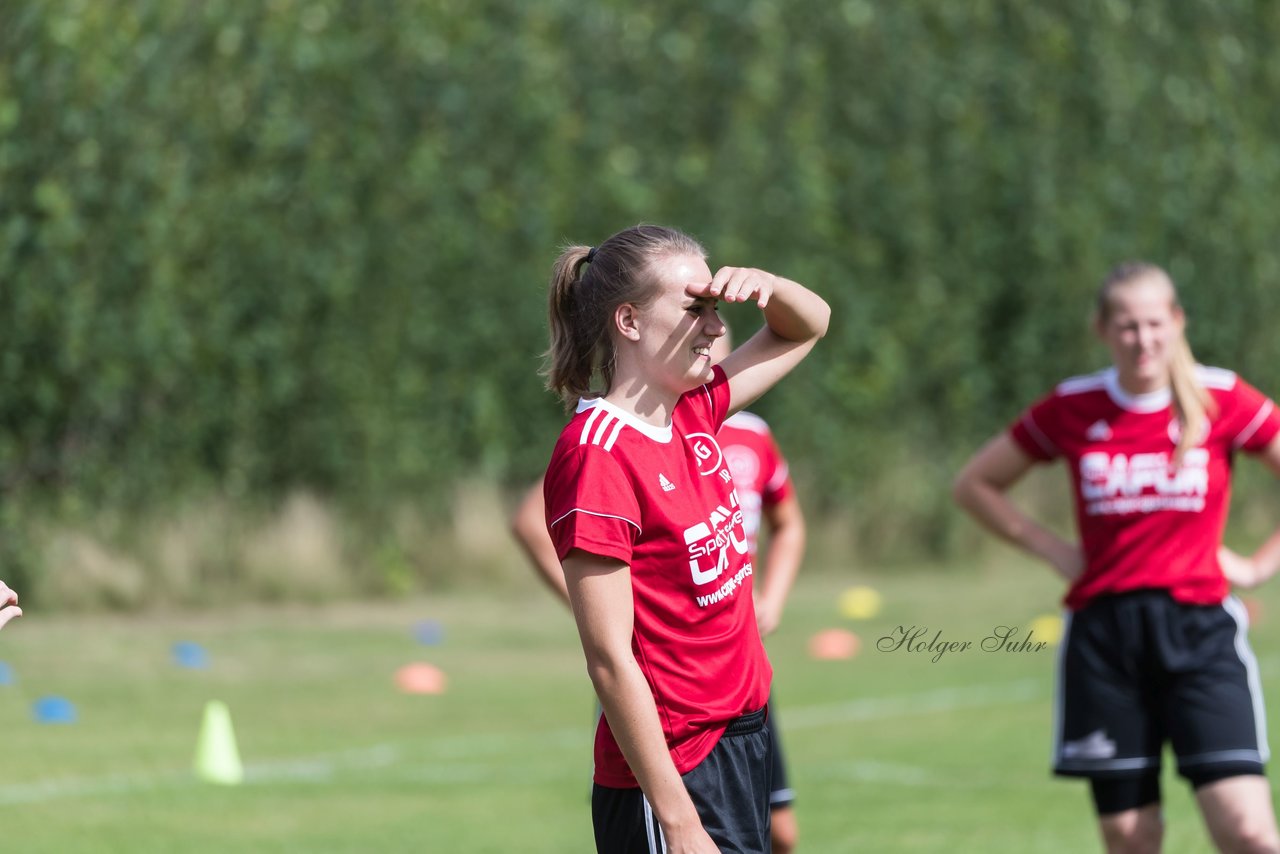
[
  {"x1": 1095, "y1": 270, "x2": 1185, "y2": 394},
  {"x1": 620, "y1": 251, "x2": 726, "y2": 396}
]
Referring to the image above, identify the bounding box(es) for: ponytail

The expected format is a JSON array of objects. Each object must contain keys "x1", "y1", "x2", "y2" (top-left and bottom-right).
[
  {"x1": 541, "y1": 225, "x2": 707, "y2": 410},
  {"x1": 544, "y1": 246, "x2": 600, "y2": 406},
  {"x1": 1168, "y1": 332, "x2": 1213, "y2": 463}
]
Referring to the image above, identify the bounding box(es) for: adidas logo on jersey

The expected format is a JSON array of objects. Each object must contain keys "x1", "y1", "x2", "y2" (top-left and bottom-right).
[
  {"x1": 659, "y1": 473, "x2": 676, "y2": 492},
  {"x1": 1085, "y1": 420, "x2": 1112, "y2": 442}
]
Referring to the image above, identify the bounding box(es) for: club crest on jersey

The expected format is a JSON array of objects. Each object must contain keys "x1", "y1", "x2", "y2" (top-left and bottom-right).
[
  {"x1": 1167, "y1": 417, "x2": 1208, "y2": 447},
  {"x1": 724, "y1": 445, "x2": 761, "y2": 485},
  {"x1": 686, "y1": 432, "x2": 725, "y2": 477}
]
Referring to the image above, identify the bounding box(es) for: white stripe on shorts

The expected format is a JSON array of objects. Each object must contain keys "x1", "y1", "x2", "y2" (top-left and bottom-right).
[
  {"x1": 1222, "y1": 595, "x2": 1270, "y2": 762},
  {"x1": 643, "y1": 794, "x2": 667, "y2": 853},
  {"x1": 1050, "y1": 609, "x2": 1072, "y2": 766}
]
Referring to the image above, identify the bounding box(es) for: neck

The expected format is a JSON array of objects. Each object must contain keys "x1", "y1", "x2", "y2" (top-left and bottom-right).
[
  {"x1": 603, "y1": 378, "x2": 679, "y2": 428},
  {"x1": 1115, "y1": 367, "x2": 1169, "y2": 397}
]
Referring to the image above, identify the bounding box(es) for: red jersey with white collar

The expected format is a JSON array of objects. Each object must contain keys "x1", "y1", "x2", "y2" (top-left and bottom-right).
[
  {"x1": 1009, "y1": 365, "x2": 1280, "y2": 610},
  {"x1": 543, "y1": 366, "x2": 771, "y2": 787},
  {"x1": 719, "y1": 411, "x2": 794, "y2": 557}
]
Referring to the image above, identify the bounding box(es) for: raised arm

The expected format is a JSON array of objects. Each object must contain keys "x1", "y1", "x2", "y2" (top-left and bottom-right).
[
  {"x1": 562, "y1": 552, "x2": 720, "y2": 854},
  {"x1": 509, "y1": 478, "x2": 571, "y2": 606},
  {"x1": 952, "y1": 432, "x2": 1083, "y2": 583},
  {"x1": 1220, "y1": 435, "x2": 1280, "y2": 589},
  {"x1": 691, "y1": 269, "x2": 829, "y2": 414},
  {"x1": 754, "y1": 495, "x2": 805, "y2": 637}
]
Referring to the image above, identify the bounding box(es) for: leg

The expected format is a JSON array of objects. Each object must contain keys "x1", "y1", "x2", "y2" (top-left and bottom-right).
[
  {"x1": 770, "y1": 806, "x2": 798, "y2": 854},
  {"x1": 1098, "y1": 806, "x2": 1163, "y2": 854},
  {"x1": 1093, "y1": 776, "x2": 1163, "y2": 854},
  {"x1": 1168, "y1": 599, "x2": 1276, "y2": 853},
  {"x1": 1194, "y1": 775, "x2": 1280, "y2": 854}
]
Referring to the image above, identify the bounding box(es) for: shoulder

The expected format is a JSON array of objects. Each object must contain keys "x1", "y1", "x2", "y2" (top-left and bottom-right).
[
  {"x1": 722, "y1": 410, "x2": 772, "y2": 436},
  {"x1": 1054, "y1": 368, "x2": 1111, "y2": 398},
  {"x1": 1195, "y1": 364, "x2": 1238, "y2": 391}
]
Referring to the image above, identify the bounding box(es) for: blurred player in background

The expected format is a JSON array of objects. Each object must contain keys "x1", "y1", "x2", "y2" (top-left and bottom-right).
[
  {"x1": 512, "y1": 329, "x2": 806, "y2": 853},
  {"x1": 0, "y1": 579, "x2": 20, "y2": 629},
  {"x1": 954, "y1": 262, "x2": 1280, "y2": 853}
]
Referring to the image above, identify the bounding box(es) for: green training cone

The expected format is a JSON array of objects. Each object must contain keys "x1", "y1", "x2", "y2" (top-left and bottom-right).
[{"x1": 193, "y1": 700, "x2": 244, "y2": 785}]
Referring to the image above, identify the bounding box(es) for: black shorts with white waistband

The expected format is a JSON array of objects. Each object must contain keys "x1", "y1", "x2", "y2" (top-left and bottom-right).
[
  {"x1": 1053, "y1": 590, "x2": 1268, "y2": 786},
  {"x1": 591, "y1": 706, "x2": 772, "y2": 854}
]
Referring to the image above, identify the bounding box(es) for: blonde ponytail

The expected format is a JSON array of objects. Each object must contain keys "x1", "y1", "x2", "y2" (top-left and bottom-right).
[{"x1": 1168, "y1": 333, "x2": 1215, "y2": 464}]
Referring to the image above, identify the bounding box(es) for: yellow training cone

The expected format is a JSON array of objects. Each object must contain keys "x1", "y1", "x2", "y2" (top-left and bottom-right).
[
  {"x1": 194, "y1": 700, "x2": 244, "y2": 785},
  {"x1": 1028, "y1": 614, "x2": 1065, "y2": 646},
  {"x1": 838, "y1": 586, "x2": 882, "y2": 620}
]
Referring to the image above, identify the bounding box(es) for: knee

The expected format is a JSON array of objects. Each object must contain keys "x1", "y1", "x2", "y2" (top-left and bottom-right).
[
  {"x1": 1219, "y1": 824, "x2": 1280, "y2": 854},
  {"x1": 1100, "y1": 812, "x2": 1163, "y2": 854}
]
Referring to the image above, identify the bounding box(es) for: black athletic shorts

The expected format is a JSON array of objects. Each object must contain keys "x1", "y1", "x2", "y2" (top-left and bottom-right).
[
  {"x1": 1053, "y1": 590, "x2": 1268, "y2": 784},
  {"x1": 591, "y1": 706, "x2": 772, "y2": 854}
]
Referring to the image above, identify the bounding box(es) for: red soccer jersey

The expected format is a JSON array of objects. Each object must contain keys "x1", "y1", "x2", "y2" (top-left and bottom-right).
[
  {"x1": 1009, "y1": 365, "x2": 1280, "y2": 610},
  {"x1": 719, "y1": 411, "x2": 794, "y2": 557},
  {"x1": 543, "y1": 366, "x2": 772, "y2": 788}
]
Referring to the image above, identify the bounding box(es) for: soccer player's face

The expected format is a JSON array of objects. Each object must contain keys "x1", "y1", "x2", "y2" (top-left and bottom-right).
[
  {"x1": 1097, "y1": 274, "x2": 1185, "y2": 393},
  {"x1": 638, "y1": 252, "x2": 726, "y2": 393}
]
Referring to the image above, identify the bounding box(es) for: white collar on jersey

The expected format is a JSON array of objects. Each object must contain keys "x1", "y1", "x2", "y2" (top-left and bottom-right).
[
  {"x1": 1103, "y1": 366, "x2": 1171, "y2": 413},
  {"x1": 576, "y1": 396, "x2": 674, "y2": 443}
]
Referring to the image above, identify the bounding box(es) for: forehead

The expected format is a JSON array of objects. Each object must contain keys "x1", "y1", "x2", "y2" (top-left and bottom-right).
[
  {"x1": 1104, "y1": 275, "x2": 1178, "y2": 320},
  {"x1": 650, "y1": 252, "x2": 712, "y2": 293}
]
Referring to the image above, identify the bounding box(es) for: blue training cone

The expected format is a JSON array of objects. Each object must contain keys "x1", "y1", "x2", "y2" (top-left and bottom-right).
[
  {"x1": 33, "y1": 696, "x2": 77, "y2": 724},
  {"x1": 413, "y1": 619, "x2": 445, "y2": 646},
  {"x1": 172, "y1": 641, "x2": 210, "y2": 669}
]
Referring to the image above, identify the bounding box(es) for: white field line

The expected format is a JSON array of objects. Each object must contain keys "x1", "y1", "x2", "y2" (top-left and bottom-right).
[
  {"x1": 0, "y1": 679, "x2": 1046, "y2": 805},
  {"x1": 781, "y1": 678, "x2": 1043, "y2": 729}
]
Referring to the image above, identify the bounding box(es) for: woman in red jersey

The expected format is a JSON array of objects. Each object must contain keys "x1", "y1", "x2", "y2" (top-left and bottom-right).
[
  {"x1": 541, "y1": 224, "x2": 828, "y2": 854},
  {"x1": 512, "y1": 332, "x2": 808, "y2": 854},
  {"x1": 954, "y1": 262, "x2": 1280, "y2": 853}
]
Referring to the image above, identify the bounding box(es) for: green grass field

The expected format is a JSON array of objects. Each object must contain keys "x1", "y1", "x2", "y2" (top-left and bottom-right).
[{"x1": 3, "y1": 561, "x2": 1278, "y2": 852}]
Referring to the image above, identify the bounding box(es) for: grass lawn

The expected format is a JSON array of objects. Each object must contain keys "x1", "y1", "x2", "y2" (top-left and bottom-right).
[{"x1": 2, "y1": 559, "x2": 1277, "y2": 852}]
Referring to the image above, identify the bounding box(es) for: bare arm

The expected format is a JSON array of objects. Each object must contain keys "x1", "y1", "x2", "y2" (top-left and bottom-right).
[
  {"x1": 1220, "y1": 435, "x2": 1280, "y2": 589},
  {"x1": 509, "y1": 478, "x2": 571, "y2": 607},
  {"x1": 563, "y1": 552, "x2": 719, "y2": 853},
  {"x1": 952, "y1": 433, "x2": 1083, "y2": 582},
  {"x1": 754, "y1": 495, "x2": 805, "y2": 637},
  {"x1": 0, "y1": 578, "x2": 20, "y2": 629},
  {"x1": 691, "y1": 270, "x2": 830, "y2": 414}
]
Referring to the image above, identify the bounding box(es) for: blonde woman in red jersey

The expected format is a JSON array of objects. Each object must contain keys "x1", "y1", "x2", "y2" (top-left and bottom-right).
[
  {"x1": 954, "y1": 262, "x2": 1280, "y2": 853},
  {"x1": 541, "y1": 225, "x2": 828, "y2": 854}
]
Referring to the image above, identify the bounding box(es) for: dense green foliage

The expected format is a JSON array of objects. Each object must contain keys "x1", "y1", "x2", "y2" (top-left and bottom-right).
[{"x1": 4, "y1": 0, "x2": 1280, "y2": 580}]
